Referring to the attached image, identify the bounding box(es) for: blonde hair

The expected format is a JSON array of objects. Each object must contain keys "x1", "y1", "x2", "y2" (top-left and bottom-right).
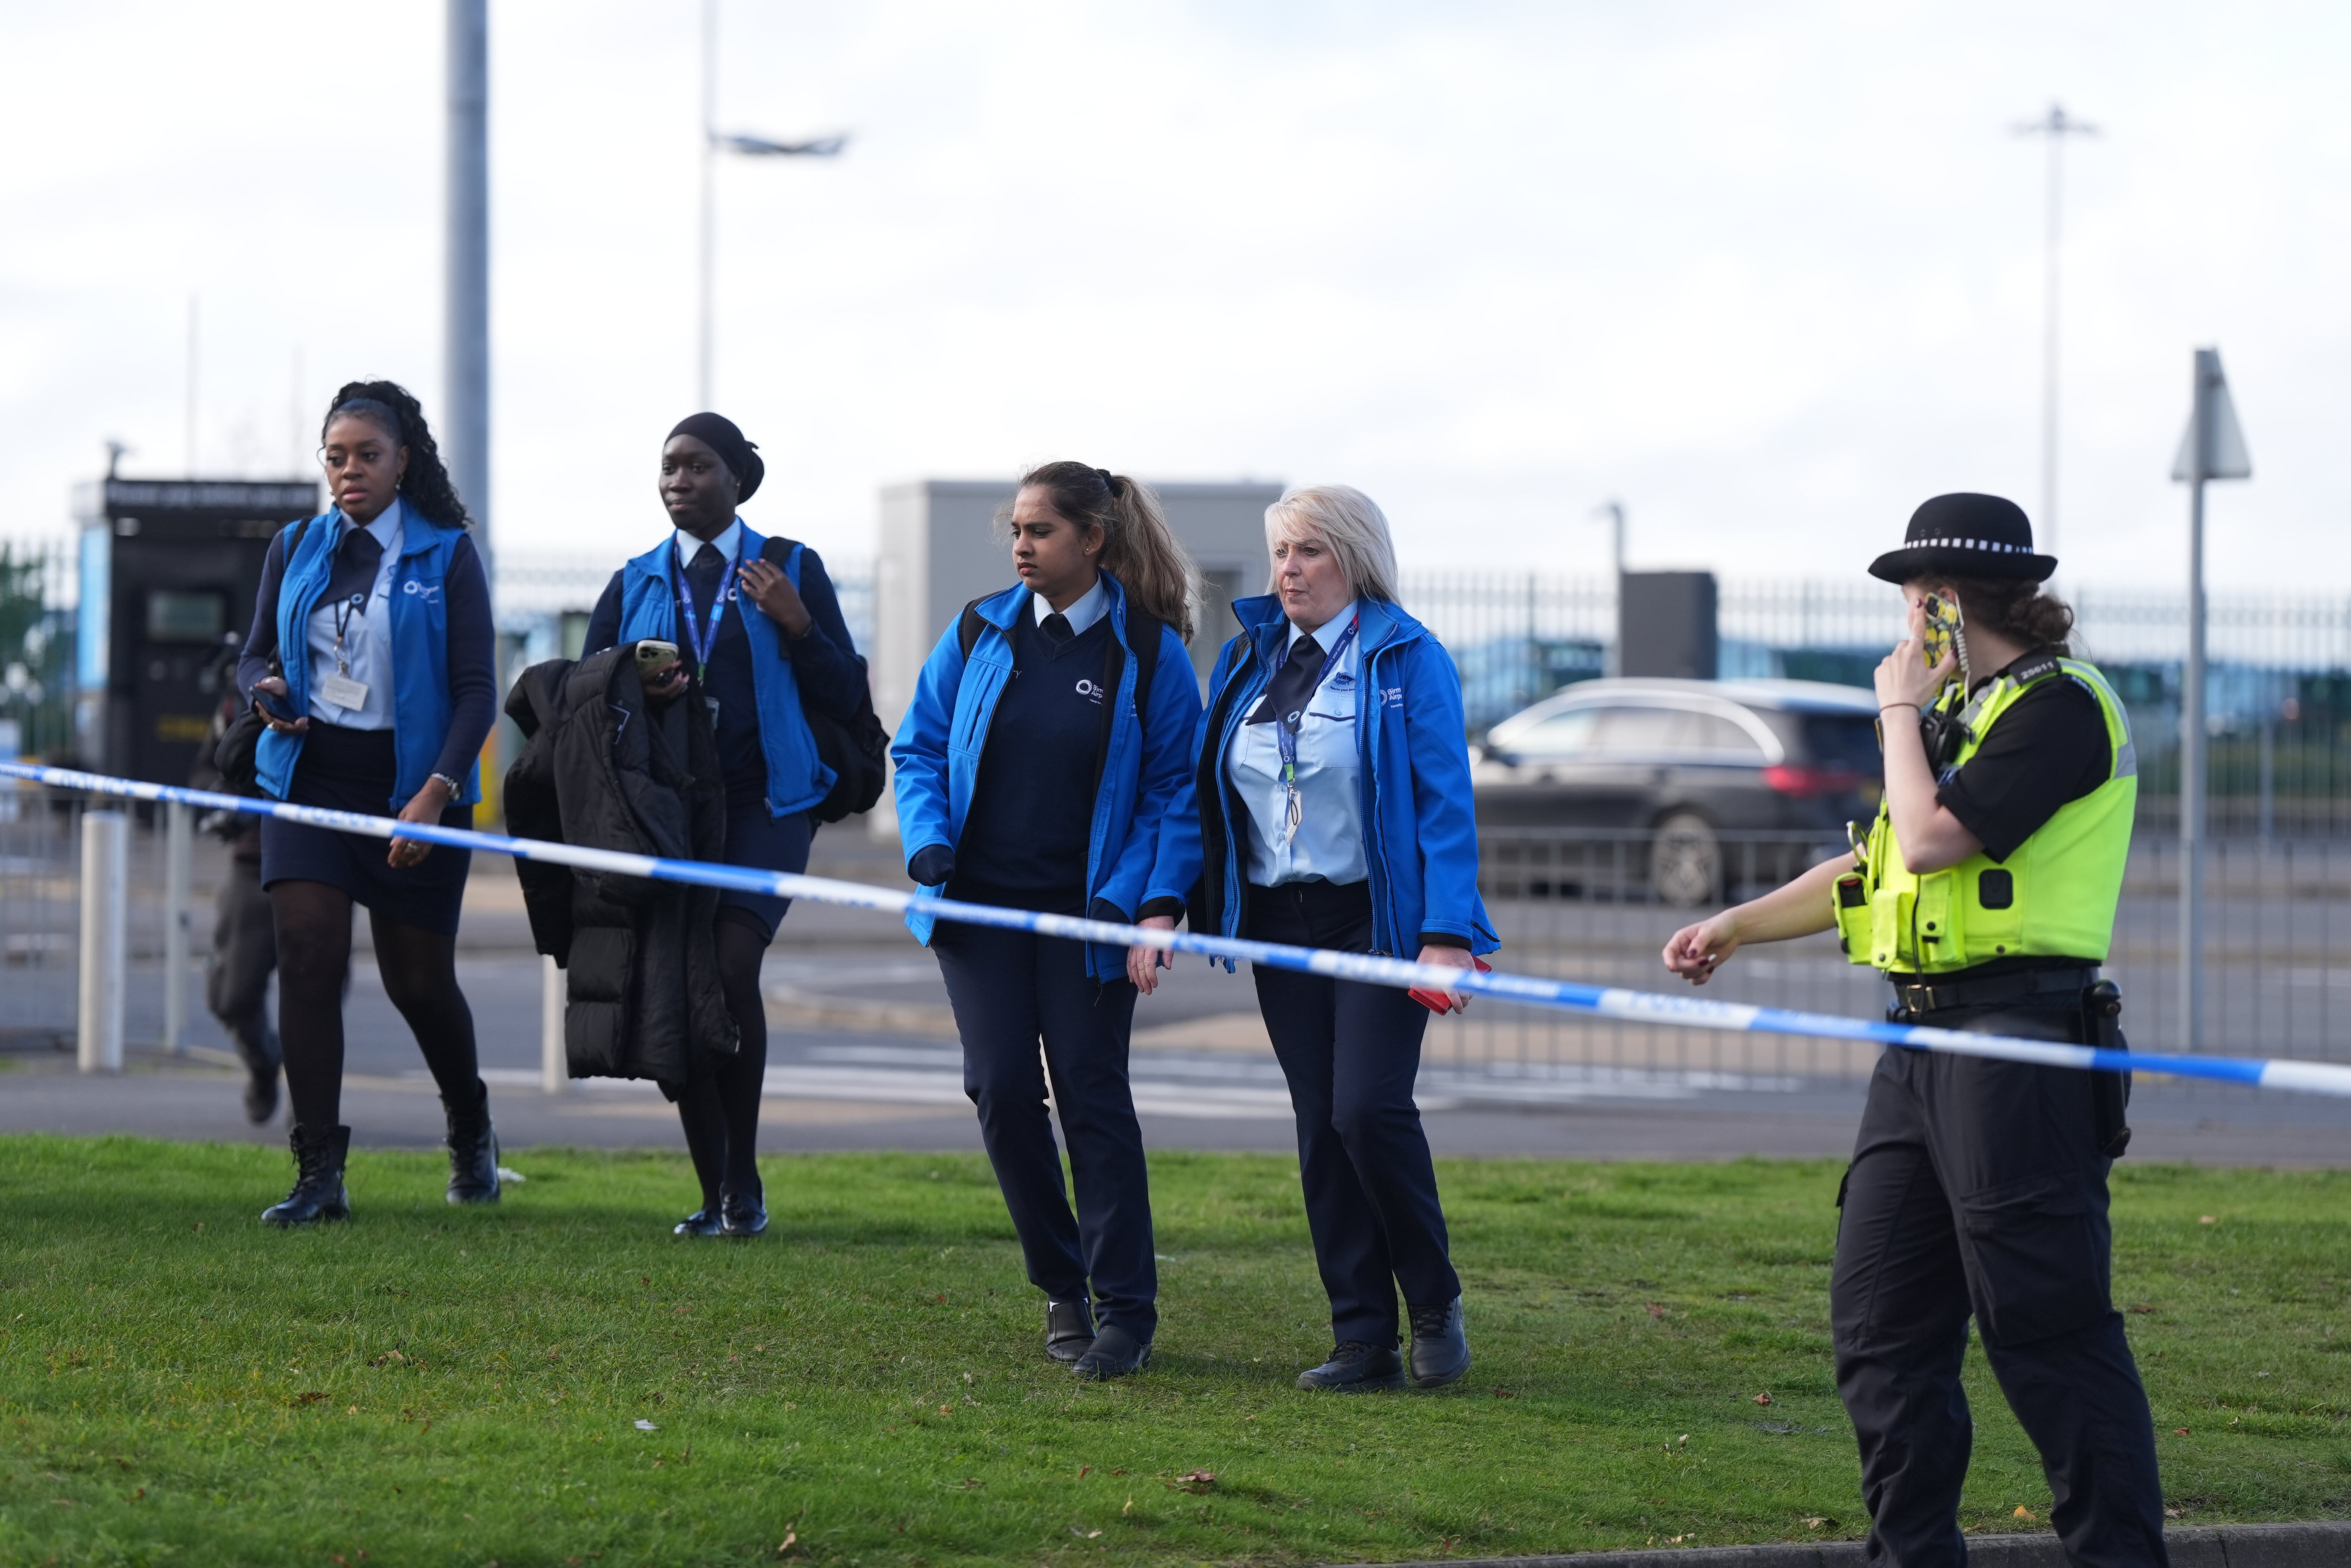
[
  {"x1": 1000, "y1": 461, "x2": 1198, "y2": 642},
  {"x1": 1264, "y1": 484, "x2": 1400, "y2": 602}
]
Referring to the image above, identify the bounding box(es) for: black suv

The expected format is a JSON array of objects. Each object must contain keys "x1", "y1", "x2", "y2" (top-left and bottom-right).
[{"x1": 1472, "y1": 678, "x2": 1883, "y2": 905}]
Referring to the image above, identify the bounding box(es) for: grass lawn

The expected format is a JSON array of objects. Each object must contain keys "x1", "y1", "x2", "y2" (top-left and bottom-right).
[{"x1": 1, "y1": 1139, "x2": 2346, "y2": 1567}]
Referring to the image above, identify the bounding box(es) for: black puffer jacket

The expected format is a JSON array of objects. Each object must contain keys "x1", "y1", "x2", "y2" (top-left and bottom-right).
[{"x1": 504, "y1": 647, "x2": 735, "y2": 1087}]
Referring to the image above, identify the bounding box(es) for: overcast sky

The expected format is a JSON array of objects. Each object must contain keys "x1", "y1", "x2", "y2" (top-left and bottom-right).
[{"x1": 3, "y1": 0, "x2": 2345, "y2": 589}]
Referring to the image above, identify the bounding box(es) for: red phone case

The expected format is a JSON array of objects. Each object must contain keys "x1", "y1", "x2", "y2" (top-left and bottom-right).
[{"x1": 1409, "y1": 955, "x2": 1491, "y2": 1013}]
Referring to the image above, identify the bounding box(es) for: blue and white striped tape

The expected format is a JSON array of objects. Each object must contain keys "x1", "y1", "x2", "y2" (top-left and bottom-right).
[{"x1": 6, "y1": 759, "x2": 2348, "y2": 1099}]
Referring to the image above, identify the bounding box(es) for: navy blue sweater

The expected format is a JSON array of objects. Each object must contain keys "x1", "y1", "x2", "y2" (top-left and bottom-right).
[
  {"x1": 583, "y1": 539, "x2": 863, "y2": 810},
  {"x1": 950, "y1": 610, "x2": 1112, "y2": 913}
]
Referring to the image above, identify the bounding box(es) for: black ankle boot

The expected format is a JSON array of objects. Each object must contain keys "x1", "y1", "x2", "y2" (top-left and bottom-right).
[
  {"x1": 443, "y1": 1083, "x2": 500, "y2": 1205},
  {"x1": 262, "y1": 1124, "x2": 351, "y2": 1226},
  {"x1": 1406, "y1": 1296, "x2": 1471, "y2": 1388}
]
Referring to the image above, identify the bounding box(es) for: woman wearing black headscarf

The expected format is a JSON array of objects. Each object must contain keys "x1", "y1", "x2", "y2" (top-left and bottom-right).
[{"x1": 582, "y1": 413, "x2": 867, "y2": 1235}]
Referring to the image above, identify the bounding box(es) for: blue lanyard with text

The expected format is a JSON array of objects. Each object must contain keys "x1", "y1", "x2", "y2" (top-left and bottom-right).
[
  {"x1": 1272, "y1": 616, "x2": 1359, "y2": 845},
  {"x1": 673, "y1": 534, "x2": 744, "y2": 678}
]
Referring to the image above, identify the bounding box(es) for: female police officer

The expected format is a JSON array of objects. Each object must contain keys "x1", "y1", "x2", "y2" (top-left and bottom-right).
[
  {"x1": 890, "y1": 461, "x2": 1203, "y2": 1381},
  {"x1": 1662, "y1": 494, "x2": 2166, "y2": 1568},
  {"x1": 1149, "y1": 484, "x2": 1495, "y2": 1394}
]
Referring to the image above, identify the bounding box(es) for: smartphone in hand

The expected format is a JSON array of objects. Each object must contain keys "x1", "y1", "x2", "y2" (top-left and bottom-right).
[
  {"x1": 1921, "y1": 594, "x2": 1962, "y2": 672},
  {"x1": 1409, "y1": 955, "x2": 1491, "y2": 1014}
]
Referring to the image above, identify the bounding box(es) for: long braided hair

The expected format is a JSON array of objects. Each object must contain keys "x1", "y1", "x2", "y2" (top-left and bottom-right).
[
  {"x1": 321, "y1": 380, "x2": 470, "y2": 528},
  {"x1": 1002, "y1": 460, "x2": 1197, "y2": 641}
]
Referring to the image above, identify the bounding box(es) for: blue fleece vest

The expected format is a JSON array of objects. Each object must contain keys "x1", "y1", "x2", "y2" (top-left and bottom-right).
[
  {"x1": 255, "y1": 512, "x2": 481, "y2": 810},
  {"x1": 616, "y1": 523, "x2": 835, "y2": 819}
]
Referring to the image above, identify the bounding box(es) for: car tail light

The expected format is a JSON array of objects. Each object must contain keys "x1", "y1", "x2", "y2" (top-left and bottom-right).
[{"x1": 1764, "y1": 763, "x2": 1859, "y2": 796}]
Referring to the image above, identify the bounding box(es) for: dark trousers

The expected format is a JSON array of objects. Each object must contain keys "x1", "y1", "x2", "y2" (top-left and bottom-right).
[
  {"x1": 933, "y1": 920, "x2": 1157, "y2": 1339},
  {"x1": 205, "y1": 854, "x2": 280, "y2": 1073},
  {"x1": 1833, "y1": 1002, "x2": 2168, "y2": 1568},
  {"x1": 1250, "y1": 880, "x2": 1460, "y2": 1347}
]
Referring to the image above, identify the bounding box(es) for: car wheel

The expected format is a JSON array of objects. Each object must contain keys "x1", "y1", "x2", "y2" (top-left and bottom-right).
[{"x1": 1651, "y1": 812, "x2": 1721, "y2": 908}]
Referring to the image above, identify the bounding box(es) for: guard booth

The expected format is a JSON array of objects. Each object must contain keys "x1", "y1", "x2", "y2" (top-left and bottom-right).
[{"x1": 73, "y1": 478, "x2": 320, "y2": 784}]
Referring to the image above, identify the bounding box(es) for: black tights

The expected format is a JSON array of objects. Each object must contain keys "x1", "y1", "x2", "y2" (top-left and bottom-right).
[
  {"x1": 269, "y1": 879, "x2": 484, "y2": 1131},
  {"x1": 675, "y1": 912, "x2": 773, "y2": 1210}
]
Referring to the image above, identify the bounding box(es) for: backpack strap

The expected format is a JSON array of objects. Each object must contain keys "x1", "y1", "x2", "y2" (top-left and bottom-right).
[
  {"x1": 957, "y1": 598, "x2": 991, "y2": 661},
  {"x1": 1126, "y1": 609, "x2": 1163, "y2": 718}
]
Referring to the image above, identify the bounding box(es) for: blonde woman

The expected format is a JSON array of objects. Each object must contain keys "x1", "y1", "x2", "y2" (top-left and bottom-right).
[{"x1": 1152, "y1": 485, "x2": 1496, "y2": 1391}]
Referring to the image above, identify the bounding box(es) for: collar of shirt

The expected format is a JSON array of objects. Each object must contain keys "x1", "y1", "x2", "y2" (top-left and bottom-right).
[
  {"x1": 1033, "y1": 574, "x2": 1110, "y2": 636},
  {"x1": 343, "y1": 495, "x2": 404, "y2": 556},
  {"x1": 1287, "y1": 598, "x2": 1359, "y2": 654},
  {"x1": 673, "y1": 516, "x2": 743, "y2": 572}
]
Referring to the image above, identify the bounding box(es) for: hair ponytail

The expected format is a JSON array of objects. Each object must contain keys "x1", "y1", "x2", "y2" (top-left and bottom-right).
[
  {"x1": 321, "y1": 379, "x2": 470, "y2": 528},
  {"x1": 1949, "y1": 576, "x2": 2075, "y2": 656},
  {"x1": 1007, "y1": 460, "x2": 1199, "y2": 642}
]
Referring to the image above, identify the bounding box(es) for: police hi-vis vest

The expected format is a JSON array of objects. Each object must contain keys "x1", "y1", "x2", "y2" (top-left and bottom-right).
[{"x1": 1833, "y1": 652, "x2": 2136, "y2": 975}]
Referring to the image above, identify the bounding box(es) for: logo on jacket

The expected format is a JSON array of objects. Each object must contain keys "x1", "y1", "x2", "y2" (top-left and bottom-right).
[
  {"x1": 401, "y1": 579, "x2": 442, "y2": 603},
  {"x1": 1075, "y1": 678, "x2": 1104, "y2": 705}
]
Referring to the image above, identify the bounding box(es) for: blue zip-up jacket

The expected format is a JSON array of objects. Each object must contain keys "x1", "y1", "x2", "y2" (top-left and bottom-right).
[
  {"x1": 248, "y1": 511, "x2": 489, "y2": 809},
  {"x1": 889, "y1": 576, "x2": 1204, "y2": 982},
  {"x1": 1160, "y1": 593, "x2": 1497, "y2": 960},
  {"x1": 612, "y1": 523, "x2": 835, "y2": 819}
]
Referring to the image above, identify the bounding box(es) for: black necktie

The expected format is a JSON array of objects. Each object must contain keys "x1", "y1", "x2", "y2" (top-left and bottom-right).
[
  {"x1": 685, "y1": 541, "x2": 726, "y2": 621},
  {"x1": 1039, "y1": 611, "x2": 1073, "y2": 649},
  {"x1": 1250, "y1": 632, "x2": 1325, "y2": 727}
]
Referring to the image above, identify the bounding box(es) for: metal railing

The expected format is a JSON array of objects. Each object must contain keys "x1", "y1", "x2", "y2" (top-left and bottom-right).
[{"x1": 1422, "y1": 827, "x2": 2351, "y2": 1084}]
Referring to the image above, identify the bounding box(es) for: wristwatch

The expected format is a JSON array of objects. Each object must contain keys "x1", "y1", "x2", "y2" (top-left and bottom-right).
[{"x1": 429, "y1": 772, "x2": 463, "y2": 798}]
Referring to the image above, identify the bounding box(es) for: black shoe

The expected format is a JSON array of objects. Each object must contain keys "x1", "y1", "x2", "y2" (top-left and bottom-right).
[
  {"x1": 1045, "y1": 1298, "x2": 1097, "y2": 1364},
  {"x1": 720, "y1": 1190, "x2": 767, "y2": 1238},
  {"x1": 443, "y1": 1083, "x2": 500, "y2": 1206},
  {"x1": 1407, "y1": 1297, "x2": 1470, "y2": 1388},
  {"x1": 235, "y1": 1023, "x2": 281, "y2": 1125},
  {"x1": 1297, "y1": 1340, "x2": 1405, "y2": 1392},
  {"x1": 261, "y1": 1124, "x2": 351, "y2": 1227},
  {"x1": 1072, "y1": 1323, "x2": 1151, "y2": 1381},
  {"x1": 673, "y1": 1207, "x2": 723, "y2": 1237}
]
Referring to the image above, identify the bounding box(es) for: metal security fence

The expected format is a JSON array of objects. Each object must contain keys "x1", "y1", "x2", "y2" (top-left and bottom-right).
[{"x1": 1422, "y1": 827, "x2": 2351, "y2": 1085}]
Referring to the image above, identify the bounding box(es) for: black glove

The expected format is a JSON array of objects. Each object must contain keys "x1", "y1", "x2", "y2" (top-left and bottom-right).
[{"x1": 907, "y1": 844, "x2": 956, "y2": 887}]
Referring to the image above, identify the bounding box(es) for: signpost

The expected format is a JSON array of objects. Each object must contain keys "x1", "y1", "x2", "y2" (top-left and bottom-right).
[{"x1": 2169, "y1": 347, "x2": 2251, "y2": 1050}]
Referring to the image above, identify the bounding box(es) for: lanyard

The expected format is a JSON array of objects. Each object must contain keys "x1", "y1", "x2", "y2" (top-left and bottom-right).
[
  {"x1": 330, "y1": 593, "x2": 366, "y2": 675},
  {"x1": 673, "y1": 534, "x2": 744, "y2": 678},
  {"x1": 1270, "y1": 615, "x2": 1359, "y2": 845}
]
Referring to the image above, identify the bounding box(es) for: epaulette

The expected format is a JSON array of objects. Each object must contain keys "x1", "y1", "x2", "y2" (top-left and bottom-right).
[{"x1": 2008, "y1": 650, "x2": 2064, "y2": 686}]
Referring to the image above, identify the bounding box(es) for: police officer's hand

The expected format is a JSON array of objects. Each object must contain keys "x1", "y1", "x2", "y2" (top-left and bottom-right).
[
  {"x1": 1877, "y1": 599, "x2": 1958, "y2": 715},
  {"x1": 1128, "y1": 915, "x2": 1177, "y2": 994},
  {"x1": 1662, "y1": 913, "x2": 1742, "y2": 985}
]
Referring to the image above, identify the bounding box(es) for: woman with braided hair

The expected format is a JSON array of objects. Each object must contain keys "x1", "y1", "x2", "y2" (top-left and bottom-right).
[
  {"x1": 890, "y1": 461, "x2": 1204, "y2": 1380},
  {"x1": 238, "y1": 380, "x2": 501, "y2": 1225}
]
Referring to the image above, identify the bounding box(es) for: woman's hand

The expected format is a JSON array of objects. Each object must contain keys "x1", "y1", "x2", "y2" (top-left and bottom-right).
[
  {"x1": 250, "y1": 676, "x2": 309, "y2": 736},
  {"x1": 738, "y1": 557, "x2": 814, "y2": 638},
  {"x1": 1874, "y1": 598, "x2": 1956, "y2": 716},
  {"x1": 1415, "y1": 944, "x2": 1476, "y2": 1014},
  {"x1": 389, "y1": 775, "x2": 454, "y2": 868},
  {"x1": 640, "y1": 657, "x2": 690, "y2": 706},
  {"x1": 1128, "y1": 915, "x2": 1177, "y2": 994},
  {"x1": 1662, "y1": 912, "x2": 1742, "y2": 985}
]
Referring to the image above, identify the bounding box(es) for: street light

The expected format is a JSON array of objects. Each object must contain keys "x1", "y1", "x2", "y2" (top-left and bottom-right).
[
  {"x1": 696, "y1": 0, "x2": 848, "y2": 408},
  {"x1": 1592, "y1": 500, "x2": 1626, "y2": 677},
  {"x1": 2012, "y1": 103, "x2": 2098, "y2": 568}
]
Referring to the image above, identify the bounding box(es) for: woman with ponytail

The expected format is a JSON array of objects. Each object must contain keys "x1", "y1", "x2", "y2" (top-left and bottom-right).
[
  {"x1": 889, "y1": 461, "x2": 1204, "y2": 1380},
  {"x1": 237, "y1": 380, "x2": 501, "y2": 1226}
]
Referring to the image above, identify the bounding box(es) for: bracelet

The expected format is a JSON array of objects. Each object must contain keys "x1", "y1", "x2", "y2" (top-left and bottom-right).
[
  {"x1": 1880, "y1": 703, "x2": 1920, "y2": 715},
  {"x1": 428, "y1": 772, "x2": 463, "y2": 797}
]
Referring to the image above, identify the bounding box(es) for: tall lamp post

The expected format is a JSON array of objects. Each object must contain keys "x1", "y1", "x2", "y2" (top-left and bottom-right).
[
  {"x1": 2012, "y1": 103, "x2": 2098, "y2": 567},
  {"x1": 1593, "y1": 500, "x2": 1626, "y2": 677},
  {"x1": 696, "y1": 0, "x2": 847, "y2": 408},
  {"x1": 2168, "y1": 347, "x2": 2251, "y2": 1052}
]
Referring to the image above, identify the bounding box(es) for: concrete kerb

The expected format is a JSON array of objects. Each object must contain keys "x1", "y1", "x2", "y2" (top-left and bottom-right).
[{"x1": 1327, "y1": 1520, "x2": 2351, "y2": 1568}]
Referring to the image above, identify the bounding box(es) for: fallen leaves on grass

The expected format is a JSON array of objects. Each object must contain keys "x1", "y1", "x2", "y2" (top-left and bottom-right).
[
  {"x1": 1490, "y1": 1387, "x2": 1516, "y2": 1398},
  {"x1": 1751, "y1": 1391, "x2": 1774, "y2": 1405},
  {"x1": 634, "y1": 1420, "x2": 658, "y2": 1431},
  {"x1": 2130, "y1": 1304, "x2": 2155, "y2": 1314},
  {"x1": 2014, "y1": 1506, "x2": 2036, "y2": 1520},
  {"x1": 1646, "y1": 1302, "x2": 1666, "y2": 1319},
  {"x1": 777, "y1": 1530, "x2": 797, "y2": 1556},
  {"x1": 1804, "y1": 1517, "x2": 1836, "y2": 1529},
  {"x1": 1168, "y1": 1469, "x2": 1216, "y2": 1494},
  {"x1": 1076, "y1": 1465, "x2": 1092, "y2": 1479},
  {"x1": 2199, "y1": 1216, "x2": 2216, "y2": 1225},
  {"x1": 367, "y1": 1350, "x2": 405, "y2": 1367},
  {"x1": 2174, "y1": 1428, "x2": 2191, "y2": 1435}
]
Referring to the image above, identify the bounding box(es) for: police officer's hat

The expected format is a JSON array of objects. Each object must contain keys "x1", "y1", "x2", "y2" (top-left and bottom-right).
[{"x1": 1868, "y1": 493, "x2": 2056, "y2": 585}]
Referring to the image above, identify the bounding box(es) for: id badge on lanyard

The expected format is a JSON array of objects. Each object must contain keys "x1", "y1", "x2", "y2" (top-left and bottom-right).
[
  {"x1": 1273, "y1": 616, "x2": 1359, "y2": 847},
  {"x1": 317, "y1": 593, "x2": 370, "y2": 710}
]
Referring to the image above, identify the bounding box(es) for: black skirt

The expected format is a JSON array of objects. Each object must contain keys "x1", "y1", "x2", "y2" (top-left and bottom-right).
[{"x1": 258, "y1": 723, "x2": 473, "y2": 935}]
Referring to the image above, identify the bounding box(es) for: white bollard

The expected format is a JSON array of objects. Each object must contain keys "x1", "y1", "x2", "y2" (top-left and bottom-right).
[
  {"x1": 540, "y1": 952, "x2": 567, "y2": 1094},
  {"x1": 162, "y1": 800, "x2": 191, "y2": 1053},
  {"x1": 77, "y1": 810, "x2": 129, "y2": 1074}
]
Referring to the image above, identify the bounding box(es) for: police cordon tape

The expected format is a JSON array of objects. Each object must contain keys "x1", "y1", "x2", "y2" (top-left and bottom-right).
[{"x1": 8, "y1": 758, "x2": 2351, "y2": 1100}]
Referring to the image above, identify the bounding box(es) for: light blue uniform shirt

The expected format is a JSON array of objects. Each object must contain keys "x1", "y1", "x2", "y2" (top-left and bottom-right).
[
  {"x1": 1037, "y1": 574, "x2": 1110, "y2": 635},
  {"x1": 1226, "y1": 600, "x2": 1367, "y2": 887},
  {"x1": 303, "y1": 497, "x2": 404, "y2": 730}
]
